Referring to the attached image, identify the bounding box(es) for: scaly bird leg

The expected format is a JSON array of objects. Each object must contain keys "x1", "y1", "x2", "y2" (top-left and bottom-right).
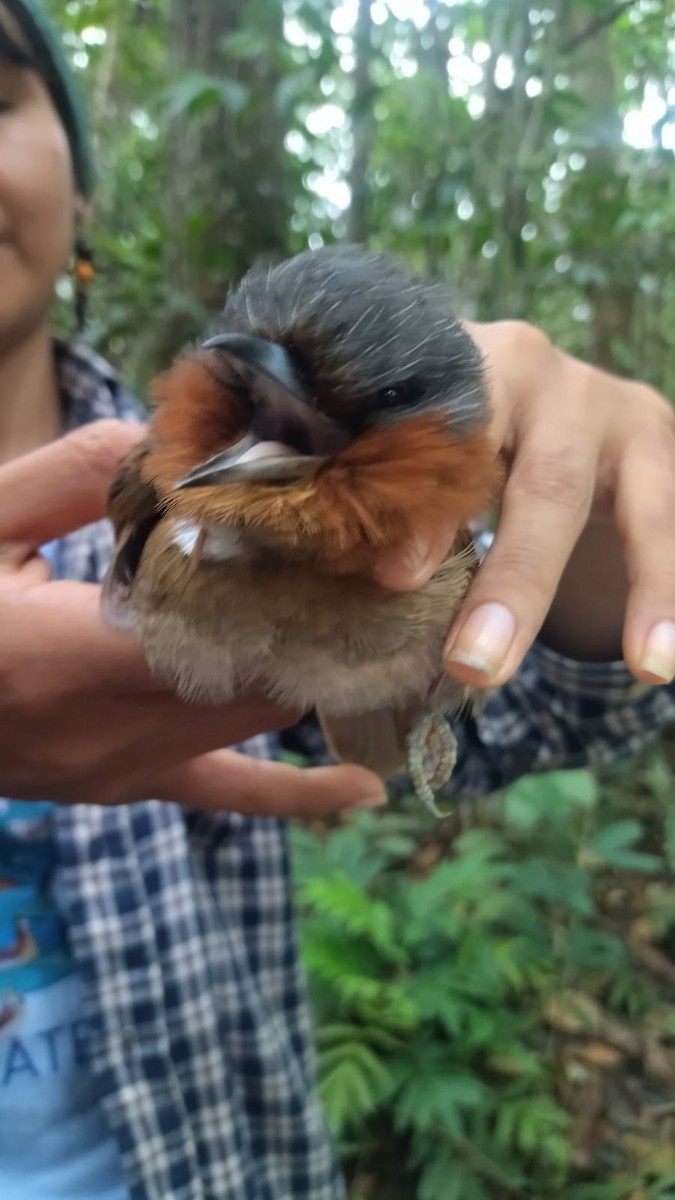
[{"x1": 406, "y1": 707, "x2": 457, "y2": 819}]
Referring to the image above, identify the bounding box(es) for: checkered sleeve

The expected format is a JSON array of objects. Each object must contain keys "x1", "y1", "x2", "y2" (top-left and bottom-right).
[{"x1": 445, "y1": 642, "x2": 675, "y2": 799}]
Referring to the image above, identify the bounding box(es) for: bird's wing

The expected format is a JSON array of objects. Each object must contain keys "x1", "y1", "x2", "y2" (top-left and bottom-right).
[
  {"x1": 317, "y1": 670, "x2": 480, "y2": 784},
  {"x1": 101, "y1": 438, "x2": 163, "y2": 630},
  {"x1": 316, "y1": 534, "x2": 485, "y2": 788},
  {"x1": 317, "y1": 703, "x2": 423, "y2": 780}
]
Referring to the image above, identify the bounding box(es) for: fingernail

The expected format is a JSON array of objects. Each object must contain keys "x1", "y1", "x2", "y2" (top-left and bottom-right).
[
  {"x1": 342, "y1": 792, "x2": 388, "y2": 812},
  {"x1": 639, "y1": 620, "x2": 675, "y2": 684},
  {"x1": 445, "y1": 602, "x2": 516, "y2": 680}
]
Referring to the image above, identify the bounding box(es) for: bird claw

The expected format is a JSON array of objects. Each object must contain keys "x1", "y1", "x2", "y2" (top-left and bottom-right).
[{"x1": 406, "y1": 709, "x2": 457, "y2": 819}]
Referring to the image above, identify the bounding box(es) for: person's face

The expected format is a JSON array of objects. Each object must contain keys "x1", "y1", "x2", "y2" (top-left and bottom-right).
[{"x1": 0, "y1": 7, "x2": 76, "y2": 346}]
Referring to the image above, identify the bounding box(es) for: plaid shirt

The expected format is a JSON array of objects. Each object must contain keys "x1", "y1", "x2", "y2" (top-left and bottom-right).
[{"x1": 50, "y1": 341, "x2": 675, "y2": 1200}]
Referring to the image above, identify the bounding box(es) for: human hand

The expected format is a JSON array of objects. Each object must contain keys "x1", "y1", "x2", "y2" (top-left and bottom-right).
[
  {"x1": 0, "y1": 421, "x2": 385, "y2": 813},
  {"x1": 375, "y1": 320, "x2": 675, "y2": 688}
]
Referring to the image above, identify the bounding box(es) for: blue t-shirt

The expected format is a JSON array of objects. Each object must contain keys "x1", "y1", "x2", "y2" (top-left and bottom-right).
[{"x1": 0, "y1": 540, "x2": 128, "y2": 1199}]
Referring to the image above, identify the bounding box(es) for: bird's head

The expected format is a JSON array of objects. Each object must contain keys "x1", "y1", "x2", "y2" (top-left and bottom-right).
[{"x1": 140, "y1": 246, "x2": 498, "y2": 572}]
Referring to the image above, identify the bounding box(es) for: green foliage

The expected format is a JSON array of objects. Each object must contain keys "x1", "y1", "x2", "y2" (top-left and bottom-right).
[
  {"x1": 47, "y1": 0, "x2": 675, "y2": 398},
  {"x1": 164, "y1": 73, "x2": 249, "y2": 119},
  {"x1": 581, "y1": 819, "x2": 663, "y2": 873},
  {"x1": 292, "y1": 746, "x2": 675, "y2": 1199}
]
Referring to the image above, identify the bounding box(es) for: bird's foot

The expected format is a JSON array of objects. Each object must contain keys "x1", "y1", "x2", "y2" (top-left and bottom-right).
[{"x1": 406, "y1": 708, "x2": 457, "y2": 819}]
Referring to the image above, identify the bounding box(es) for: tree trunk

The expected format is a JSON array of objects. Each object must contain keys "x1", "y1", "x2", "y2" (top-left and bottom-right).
[
  {"x1": 162, "y1": 0, "x2": 292, "y2": 356},
  {"x1": 564, "y1": 15, "x2": 633, "y2": 372},
  {"x1": 345, "y1": 0, "x2": 375, "y2": 244},
  {"x1": 478, "y1": 0, "x2": 535, "y2": 318}
]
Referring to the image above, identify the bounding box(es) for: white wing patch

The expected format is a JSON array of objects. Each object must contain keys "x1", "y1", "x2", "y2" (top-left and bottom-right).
[
  {"x1": 171, "y1": 520, "x2": 245, "y2": 562},
  {"x1": 172, "y1": 520, "x2": 201, "y2": 557}
]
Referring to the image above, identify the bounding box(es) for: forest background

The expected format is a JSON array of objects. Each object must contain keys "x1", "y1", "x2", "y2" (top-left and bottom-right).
[{"x1": 49, "y1": 2, "x2": 675, "y2": 1197}]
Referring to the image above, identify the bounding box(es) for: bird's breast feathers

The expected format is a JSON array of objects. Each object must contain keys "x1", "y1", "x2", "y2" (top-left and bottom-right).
[{"x1": 121, "y1": 514, "x2": 478, "y2": 717}]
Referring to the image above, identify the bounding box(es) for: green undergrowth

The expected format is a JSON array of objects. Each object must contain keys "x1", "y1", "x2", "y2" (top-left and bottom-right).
[{"x1": 290, "y1": 742, "x2": 675, "y2": 1200}]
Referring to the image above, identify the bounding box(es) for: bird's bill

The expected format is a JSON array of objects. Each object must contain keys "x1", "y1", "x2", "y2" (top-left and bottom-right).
[
  {"x1": 202, "y1": 333, "x2": 306, "y2": 400},
  {"x1": 175, "y1": 438, "x2": 327, "y2": 489},
  {"x1": 175, "y1": 332, "x2": 348, "y2": 488}
]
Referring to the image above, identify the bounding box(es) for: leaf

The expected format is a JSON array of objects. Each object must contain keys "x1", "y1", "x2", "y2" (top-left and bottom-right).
[
  {"x1": 504, "y1": 770, "x2": 599, "y2": 831},
  {"x1": 581, "y1": 820, "x2": 662, "y2": 873},
  {"x1": 515, "y1": 858, "x2": 594, "y2": 916},
  {"x1": 274, "y1": 66, "x2": 320, "y2": 115},
  {"x1": 164, "y1": 72, "x2": 248, "y2": 120},
  {"x1": 567, "y1": 1184, "x2": 632, "y2": 1200},
  {"x1": 395, "y1": 1071, "x2": 488, "y2": 1135},
  {"x1": 300, "y1": 927, "x2": 376, "y2": 983},
  {"x1": 291, "y1": 820, "x2": 388, "y2": 889},
  {"x1": 495, "y1": 1095, "x2": 570, "y2": 1161},
  {"x1": 403, "y1": 967, "x2": 471, "y2": 1031},
  {"x1": 402, "y1": 835, "x2": 512, "y2": 933},
  {"x1": 653, "y1": 1174, "x2": 675, "y2": 1199},
  {"x1": 319, "y1": 1041, "x2": 394, "y2": 1133},
  {"x1": 418, "y1": 1157, "x2": 489, "y2": 1200},
  {"x1": 487, "y1": 1046, "x2": 545, "y2": 1080},
  {"x1": 462, "y1": 1005, "x2": 499, "y2": 1049},
  {"x1": 302, "y1": 927, "x2": 418, "y2": 1029},
  {"x1": 564, "y1": 926, "x2": 628, "y2": 972},
  {"x1": 219, "y1": 29, "x2": 269, "y2": 60},
  {"x1": 298, "y1": 870, "x2": 404, "y2": 962},
  {"x1": 317, "y1": 1022, "x2": 404, "y2": 1054}
]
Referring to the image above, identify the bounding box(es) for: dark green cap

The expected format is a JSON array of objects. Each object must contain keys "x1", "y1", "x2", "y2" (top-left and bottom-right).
[{"x1": 1, "y1": 0, "x2": 95, "y2": 196}]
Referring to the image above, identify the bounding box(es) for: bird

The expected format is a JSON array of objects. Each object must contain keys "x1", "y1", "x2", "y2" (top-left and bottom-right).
[{"x1": 102, "y1": 245, "x2": 500, "y2": 814}]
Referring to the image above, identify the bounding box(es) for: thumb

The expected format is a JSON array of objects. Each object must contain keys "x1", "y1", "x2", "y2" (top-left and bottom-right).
[{"x1": 0, "y1": 420, "x2": 144, "y2": 547}]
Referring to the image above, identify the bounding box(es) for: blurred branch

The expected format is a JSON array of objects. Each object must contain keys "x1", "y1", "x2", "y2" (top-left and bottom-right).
[
  {"x1": 92, "y1": 9, "x2": 120, "y2": 132},
  {"x1": 561, "y1": 0, "x2": 637, "y2": 54}
]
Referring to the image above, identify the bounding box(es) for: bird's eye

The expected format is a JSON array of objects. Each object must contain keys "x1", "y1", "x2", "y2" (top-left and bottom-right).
[
  {"x1": 373, "y1": 381, "x2": 421, "y2": 411},
  {"x1": 364, "y1": 379, "x2": 422, "y2": 420}
]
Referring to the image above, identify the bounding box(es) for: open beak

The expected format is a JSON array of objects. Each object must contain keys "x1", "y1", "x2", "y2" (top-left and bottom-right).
[
  {"x1": 176, "y1": 438, "x2": 326, "y2": 489},
  {"x1": 176, "y1": 333, "x2": 348, "y2": 490}
]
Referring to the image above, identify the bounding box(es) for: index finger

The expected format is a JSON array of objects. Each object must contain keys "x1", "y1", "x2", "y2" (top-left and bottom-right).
[
  {"x1": 0, "y1": 420, "x2": 144, "y2": 547},
  {"x1": 151, "y1": 750, "x2": 387, "y2": 818},
  {"x1": 443, "y1": 428, "x2": 597, "y2": 686}
]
